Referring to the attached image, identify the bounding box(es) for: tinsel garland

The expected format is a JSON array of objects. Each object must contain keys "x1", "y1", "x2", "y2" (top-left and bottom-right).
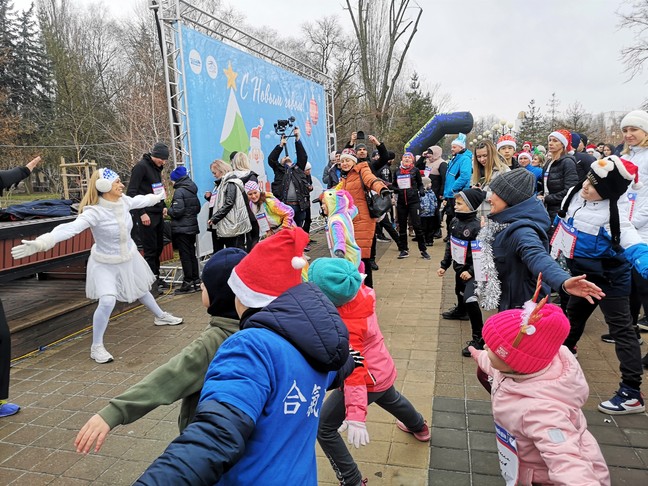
[{"x1": 475, "y1": 220, "x2": 511, "y2": 310}]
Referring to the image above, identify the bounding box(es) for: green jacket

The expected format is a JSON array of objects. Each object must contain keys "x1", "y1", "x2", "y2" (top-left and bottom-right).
[{"x1": 98, "y1": 315, "x2": 239, "y2": 432}]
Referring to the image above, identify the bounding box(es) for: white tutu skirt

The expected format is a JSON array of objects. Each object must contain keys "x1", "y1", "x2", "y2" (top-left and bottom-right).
[{"x1": 86, "y1": 252, "x2": 156, "y2": 303}]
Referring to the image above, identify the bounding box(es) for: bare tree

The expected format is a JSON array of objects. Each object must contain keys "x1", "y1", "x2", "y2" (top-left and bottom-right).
[
  {"x1": 345, "y1": 0, "x2": 422, "y2": 132},
  {"x1": 560, "y1": 101, "x2": 592, "y2": 135},
  {"x1": 618, "y1": 0, "x2": 648, "y2": 77}
]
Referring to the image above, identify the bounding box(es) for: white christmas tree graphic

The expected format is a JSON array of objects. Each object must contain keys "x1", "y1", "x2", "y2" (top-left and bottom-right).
[{"x1": 219, "y1": 61, "x2": 249, "y2": 162}]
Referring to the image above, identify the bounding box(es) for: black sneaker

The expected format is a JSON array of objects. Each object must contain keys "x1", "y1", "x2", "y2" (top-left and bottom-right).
[
  {"x1": 425, "y1": 241, "x2": 434, "y2": 247},
  {"x1": 376, "y1": 234, "x2": 390, "y2": 242},
  {"x1": 443, "y1": 236, "x2": 449, "y2": 243},
  {"x1": 421, "y1": 251, "x2": 431, "y2": 260},
  {"x1": 397, "y1": 250, "x2": 409, "y2": 259},
  {"x1": 303, "y1": 244, "x2": 311, "y2": 252},
  {"x1": 308, "y1": 239, "x2": 317, "y2": 244},
  {"x1": 174, "y1": 282, "x2": 195, "y2": 294},
  {"x1": 193, "y1": 279, "x2": 202, "y2": 292},
  {"x1": 638, "y1": 315, "x2": 648, "y2": 331},
  {"x1": 462, "y1": 337, "x2": 484, "y2": 357},
  {"x1": 370, "y1": 260, "x2": 379, "y2": 271},
  {"x1": 601, "y1": 334, "x2": 615, "y2": 344},
  {"x1": 442, "y1": 306, "x2": 469, "y2": 320},
  {"x1": 157, "y1": 278, "x2": 170, "y2": 290},
  {"x1": 433, "y1": 230, "x2": 443, "y2": 239}
]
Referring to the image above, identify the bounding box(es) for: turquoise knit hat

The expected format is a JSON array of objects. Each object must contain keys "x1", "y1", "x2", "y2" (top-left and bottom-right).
[{"x1": 308, "y1": 258, "x2": 362, "y2": 307}]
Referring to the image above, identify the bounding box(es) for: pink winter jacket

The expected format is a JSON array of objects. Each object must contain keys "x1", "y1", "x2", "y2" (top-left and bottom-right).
[
  {"x1": 473, "y1": 346, "x2": 610, "y2": 486},
  {"x1": 338, "y1": 285, "x2": 397, "y2": 422}
]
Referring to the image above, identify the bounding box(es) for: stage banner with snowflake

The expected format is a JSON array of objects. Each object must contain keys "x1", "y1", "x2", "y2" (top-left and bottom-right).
[{"x1": 176, "y1": 25, "x2": 327, "y2": 198}]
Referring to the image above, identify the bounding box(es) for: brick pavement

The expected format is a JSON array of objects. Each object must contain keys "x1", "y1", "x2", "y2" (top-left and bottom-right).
[{"x1": 1, "y1": 234, "x2": 647, "y2": 485}]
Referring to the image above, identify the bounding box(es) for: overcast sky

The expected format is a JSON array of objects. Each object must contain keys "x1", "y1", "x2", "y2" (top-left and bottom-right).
[{"x1": 13, "y1": 0, "x2": 647, "y2": 124}]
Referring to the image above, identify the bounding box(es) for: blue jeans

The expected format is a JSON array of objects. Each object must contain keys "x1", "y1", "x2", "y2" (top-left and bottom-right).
[{"x1": 287, "y1": 203, "x2": 306, "y2": 228}]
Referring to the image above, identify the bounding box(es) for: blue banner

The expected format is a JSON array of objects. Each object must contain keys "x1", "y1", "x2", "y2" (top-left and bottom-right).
[{"x1": 177, "y1": 25, "x2": 328, "y2": 197}]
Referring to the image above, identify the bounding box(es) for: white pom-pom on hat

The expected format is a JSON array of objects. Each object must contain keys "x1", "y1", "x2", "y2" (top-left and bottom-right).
[{"x1": 292, "y1": 256, "x2": 308, "y2": 269}]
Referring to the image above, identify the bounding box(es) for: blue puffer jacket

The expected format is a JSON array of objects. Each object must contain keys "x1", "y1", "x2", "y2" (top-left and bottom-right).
[
  {"x1": 135, "y1": 283, "x2": 351, "y2": 486},
  {"x1": 488, "y1": 197, "x2": 570, "y2": 310},
  {"x1": 443, "y1": 149, "x2": 473, "y2": 198},
  {"x1": 168, "y1": 176, "x2": 201, "y2": 234}
]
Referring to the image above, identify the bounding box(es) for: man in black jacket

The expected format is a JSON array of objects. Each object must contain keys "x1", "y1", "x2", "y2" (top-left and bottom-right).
[
  {"x1": 268, "y1": 127, "x2": 310, "y2": 227},
  {"x1": 1, "y1": 155, "x2": 42, "y2": 419},
  {"x1": 127, "y1": 142, "x2": 169, "y2": 286}
]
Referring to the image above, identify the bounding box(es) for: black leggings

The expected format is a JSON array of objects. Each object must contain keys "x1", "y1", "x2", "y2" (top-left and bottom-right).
[
  {"x1": 1, "y1": 299, "x2": 11, "y2": 400},
  {"x1": 565, "y1": 296, "x2": 643, "y2": 390}
]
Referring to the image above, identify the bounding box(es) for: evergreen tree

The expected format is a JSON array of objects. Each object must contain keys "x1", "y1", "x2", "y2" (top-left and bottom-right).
[
  {"x1": 517, "y1": 99, "x2": 545, "y2": 146},
  {"x1": 386, "y1": 72, "x2": 437, "y2": 151}
]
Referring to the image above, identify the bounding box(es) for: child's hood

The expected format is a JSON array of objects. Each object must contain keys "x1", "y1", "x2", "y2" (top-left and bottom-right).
[
  {"x1": 338, "y1": 284, "x2": 375, "y2": 319},
  {"x1": 322, "y1": 189, "x2": 358, "y2": 218},
  {"x1": 241, "y1": 282, "x2": 350, "y2": 373}
]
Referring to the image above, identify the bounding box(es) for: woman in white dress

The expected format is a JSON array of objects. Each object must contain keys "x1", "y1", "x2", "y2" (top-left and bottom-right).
[{"x1": 11, "y1": 168, "x2": 183, "y2": 364}]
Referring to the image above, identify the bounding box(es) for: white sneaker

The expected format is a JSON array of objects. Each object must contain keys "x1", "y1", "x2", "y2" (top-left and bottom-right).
[
  {"x1": 154, "y1": 312, "x2": 183, "y2": 326},
  {"x1": 90, "y1": 344, "x2": 114, "y2": 364}
]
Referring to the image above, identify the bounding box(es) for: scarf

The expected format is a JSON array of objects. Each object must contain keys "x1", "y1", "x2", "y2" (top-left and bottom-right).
[{"x1": 475, "y1": 220, "x2": 511, "y2": 310}]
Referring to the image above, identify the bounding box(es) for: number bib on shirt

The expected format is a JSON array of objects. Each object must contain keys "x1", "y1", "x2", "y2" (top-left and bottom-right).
[
  {"x1": 397, "y1": 174, "x2": 411, "y2": 190},
  {"x1": 256, "y1": 212, "x2": 271, "y2": 233},
  {"x1": 152, "y1": 182, "x2": 166, "y2": 199},
  {"x1": 450, "y1": 236, "x2": 469, "y2": 265},
  {"x1": 550, "y1": 220, "x2": 578, "y2": 259},
  {"x1": 495, "y1": 422, "x2": 519, "y2": 486},
  {"x1": 471, "y1": 239, "x2": 487, "y2": 281},
  {"x1": 209, "y1": 193, "x2": 217, "y2": 208}
]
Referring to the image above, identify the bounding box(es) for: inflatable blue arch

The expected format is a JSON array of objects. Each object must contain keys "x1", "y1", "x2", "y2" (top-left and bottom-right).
[{"x1": 404, "y1": 111, "x2": 474, "y2": 154}]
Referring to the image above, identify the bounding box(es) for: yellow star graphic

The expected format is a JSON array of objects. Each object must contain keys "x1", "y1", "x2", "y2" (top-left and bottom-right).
[{"x1": 223, "y1": 61, "x2": 238, "y2": 90}]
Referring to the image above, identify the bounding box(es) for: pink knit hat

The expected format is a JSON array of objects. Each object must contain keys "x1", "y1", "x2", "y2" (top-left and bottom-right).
[{"x1": 482, "y1": 302, "x2": 570, "y2": 374}]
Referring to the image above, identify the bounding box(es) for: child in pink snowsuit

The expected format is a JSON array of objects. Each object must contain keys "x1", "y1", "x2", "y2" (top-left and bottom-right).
[{"x1": 469, "y1": 300, "x2": 610, "y2": 485}]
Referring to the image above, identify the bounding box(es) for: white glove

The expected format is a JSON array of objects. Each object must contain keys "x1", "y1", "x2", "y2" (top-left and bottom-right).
[
  {"x1": 346, "y1": 420, "x2": 370, "y2": 449},
  {"x1": 338, "y1": 421, "x2": 348, "y2": 434},
  {"x1": 12, "y1": 238, "x2": 47, "y2": 259}
]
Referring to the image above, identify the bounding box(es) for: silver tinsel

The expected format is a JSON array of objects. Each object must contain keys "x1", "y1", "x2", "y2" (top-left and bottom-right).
[{"x1": 476, "y1": 221, "x2": 511, "y2": 310}]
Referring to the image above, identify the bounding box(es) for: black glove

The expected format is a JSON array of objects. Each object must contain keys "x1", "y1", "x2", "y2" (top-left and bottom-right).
[
  {"x1": 380, "y1": 188, "x2": 391, "y2": 197},
  {"x1": 349, "y1": 348, "x2": 365, "y2": 368},
  {"x1": 334, "y1": 249, "x2": 345, "y2": 258},
  {"x1": 419, "y1": 190, "x2": 425, "y2": 197}
]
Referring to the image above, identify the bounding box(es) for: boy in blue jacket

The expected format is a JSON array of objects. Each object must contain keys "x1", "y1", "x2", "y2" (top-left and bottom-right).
[
  {"x1": 136, "y1": 229, "x2": 353, "y2": 485},
  {"x1": 558, "y1": 156, "x2": 648, "y2": 414}
]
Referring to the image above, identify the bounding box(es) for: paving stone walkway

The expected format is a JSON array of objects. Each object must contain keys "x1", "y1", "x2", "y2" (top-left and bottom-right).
[{"x1": 0, "y1": 234, "x2": 647, "y2": 485}]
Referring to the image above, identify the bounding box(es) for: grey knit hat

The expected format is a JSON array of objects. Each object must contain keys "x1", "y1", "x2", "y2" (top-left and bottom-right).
[
  {"x1": 489, "y1": 168, "x2": 535, "y2": 207},
  {"x1": 150, "y1": 142, "x2": 169, "y2": 160}
]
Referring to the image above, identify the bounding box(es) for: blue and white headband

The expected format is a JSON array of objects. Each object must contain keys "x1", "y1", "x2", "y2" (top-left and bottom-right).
[{"x1": 96, "y1": 168, "x2": 120, "y2": 193}]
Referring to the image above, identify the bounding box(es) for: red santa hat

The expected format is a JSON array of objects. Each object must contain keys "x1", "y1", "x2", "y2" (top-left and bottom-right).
[
  {"x1": 496, "y1": 134, "x2": 517, "y2": 151},
  {"x1": 228, "y1": 228, "x2": 310, "y2": 308},
  {"x1": 250, "y1": 122, "x2": 263, "y2": 149},
  {"x1": 522, "y1": 141, "x2": 532, "y2": 149},
  {"x1": 548, "y1": 130, "x2": 572, "y2": 152}
]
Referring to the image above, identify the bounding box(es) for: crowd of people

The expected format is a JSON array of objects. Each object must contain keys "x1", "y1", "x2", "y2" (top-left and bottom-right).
[{"x1": 1, "y1": 108, "x2": 648, "y2": 484}]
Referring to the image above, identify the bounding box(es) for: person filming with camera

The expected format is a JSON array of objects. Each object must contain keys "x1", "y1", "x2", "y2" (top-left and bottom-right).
[{"x1": 268, "y1": 124, "x2": 310, "y2": 228}]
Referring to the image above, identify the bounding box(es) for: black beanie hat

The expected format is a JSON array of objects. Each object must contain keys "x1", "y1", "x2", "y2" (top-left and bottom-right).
[
  {"x1": 150, "y1": 142, "x2": 169, "y2": 160},
  {"x1": 489, "y1": 168, "x2": 536, "y2": 207},
  {"x1": 457, "y1": 189, "x2": 486, "y2": 212},
  {"x1": 202, "y1": 248, "x2": 247, "y2": 318},
  {"x1": 229, "y1": 151, "x2": 238, "y2": 161}
]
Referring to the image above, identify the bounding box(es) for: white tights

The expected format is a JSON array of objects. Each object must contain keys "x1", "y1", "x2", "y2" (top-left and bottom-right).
[{"x1": 92, "y1": 292, "x2": 165, "y2": 346}]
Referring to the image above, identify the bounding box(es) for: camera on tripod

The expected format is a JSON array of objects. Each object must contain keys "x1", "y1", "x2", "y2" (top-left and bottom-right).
[{"x1": 274, "y1": 116, "x2": 296, "y2": 137}]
